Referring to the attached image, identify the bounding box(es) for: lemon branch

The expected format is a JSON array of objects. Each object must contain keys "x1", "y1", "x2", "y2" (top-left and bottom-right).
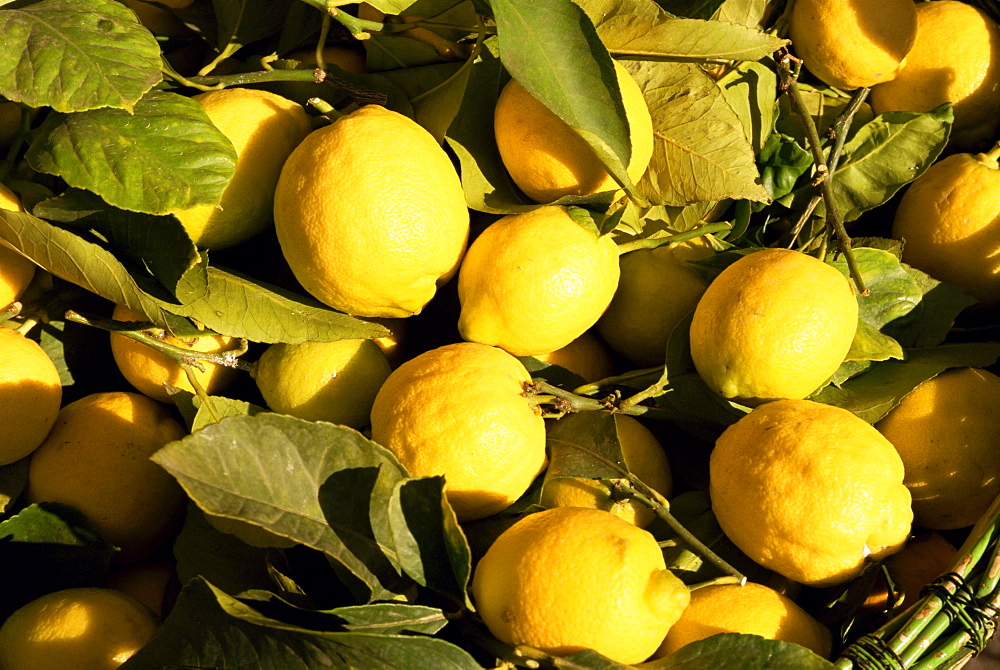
[
  {"x1": 777, "y1": 52, "x2": 868, "y2": 296},
  {"x1": 614, "y1": 221, "x2": 732, "y2": 256}
]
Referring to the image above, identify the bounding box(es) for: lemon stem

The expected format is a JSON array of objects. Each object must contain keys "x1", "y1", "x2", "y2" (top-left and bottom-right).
[
  {"x1": 0, "y1": 302, "x2": 21, "y2": 324},
  {"x1": 64, "y1": 310, "x2": 252, "y2": 371},
  {"x1": 615, "y1": 221, "x2": 733, "y2": 256},
  {"x1": 777, "y1": 53, "x2": 868, "y2": 296},
  {"x1": 978, "y1": 141, "x2": 1000, "y2": 166},
  {"x1": 180, "y1": 362, "x2": 224, "y2": 423},
  {"x1": 324, "y1": 4, "x2": 386, "y2": 37},
  {"x1": 15, "y1": 316, "x2": 37, "y2": 336}
]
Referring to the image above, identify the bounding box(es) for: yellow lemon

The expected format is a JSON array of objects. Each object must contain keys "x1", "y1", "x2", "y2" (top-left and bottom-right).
[
  {"x1": 655, "y1": 582, "x2": 832, "y2": 659},
  {"x1": 174, "y1": 87, "x2": 312, "y2": 249},
  {"x1": 457, "y1": 205, "x2": 621, "y2": 357},
  {"x1": 788, "y1": 0, "x2": 916, "y2": 90},
  {"x1": 253, "y1": 338, "x2": 392, "y2": 429},
  {"x1": 471, "y1": 506, "x2": 690, "y2": 665},
  {"x1": 273, "y1": 104, "x2": 470, "y2": 318},
  {"x1": 0, "y1": 183, "x2": 37, "y2": 310},
  {"x1": 109, "y1": 304, "x2": 237, "y2": 404},
  {"x1": 875, "y1": 367, "x2": 1000, "y2": 530},
  {"x1": 359, "y1": 316, "x2": 408, "y2": 367},
  {"x1": 597, "y1": 236, "x2": 714, "y2": 367},
  {"x1": 710, "y1": 399, "x2": 912, "y2": 587},
  {"x1": 369, "y1": 342, "x2": 547, "y2": 521},
  {"x1": 869, "y1": 0, "x2": 1000, "y2": 151},
  {"x1": 26, "y1": 392, "x2": 188, "y2": 564},
  {"x1": 532, "y1": 330, "x2": 615, "y2": 383},
  {"x1": 892, "y1": 147, "x2": 1000, "y2": 303},
  {"x1": 494, "y1": 59, "x2": 653, "y2": 203},
  {"x1": 882, "y1": 532, "x2": 957, "y2": 611},
  {"x1": 0, "y1": 587, "x2": 157, "y2": 670},
  {"x1": 0, "y1": 326, "x2": 62, "y2": 466},
  {"x1": 689, "y1": 248, "x2": 858, "y2": 404},
  {"x1": 541, "y1": 414, "x2": 672, "y2": 527}
]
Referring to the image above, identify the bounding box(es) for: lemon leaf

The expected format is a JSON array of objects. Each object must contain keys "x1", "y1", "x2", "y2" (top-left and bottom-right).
[
  {"x1": 630, "y1": 61, "x2": 770, "y2": 206},
  {"x1": 653, "y1": 632, "x2": 837, "y2": 668},
  {"x1": 388, "y1": 476, "x2": 472, "y2": 607},
  {"x1": 0, "y1": 0, "x2": 160, "y2": 113},
  {"x1": 491, "y1": 0, "x2": 634, "y2": 190},
  {"x1": 832, "y1": 104, "x2": 953, "y2": 222},
  {"x1": 718, "y1": 61, "x2": 777, "y2": 154},
  {"x1": 26, "y1": 90, "x2": 237, "y2": 216},
  {"x1": 715, "y1": 0, "x2": 777, "y2": 28},
  {"x1": 123, "y1": 576, "x2": 482, "y2": 669},
  {"x1": 0, "y1": 458, "x2": 28, "y2": 515},
  {"x1": 545, "y1": 411, "x2": 626, "y2": 480},
  {"x1": 152, "y1": 413, "x2": 414, "y2": 602},
  {"x1": 654, "y1": 0, "x2": 725, "y2": 20}
]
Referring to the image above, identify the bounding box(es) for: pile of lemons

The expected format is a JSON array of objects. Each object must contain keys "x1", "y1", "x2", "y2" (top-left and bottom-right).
[{"x1": 2, "y1": 0, "x2": 1000, "y2": 667}]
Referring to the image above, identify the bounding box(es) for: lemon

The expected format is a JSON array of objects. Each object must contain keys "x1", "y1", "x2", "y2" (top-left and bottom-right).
[
  {"x1": 597, "y1": 236, "x2": 714, "y2": 367},
  {"x1": 541, "y1": 414, "x2": 671, "y2": 527},
  {"x1": 654, "y1": 582, "x2": 832, "y2": 659},
  {"x1": 892, "y1": 147, "x2": 1000, "y2": 303},
  {"x1": 788, "y1": 0, "x2": 916, "y2": 90},
  {"x1": 457, "y1": 205, "x2": 621, "y2": 357},
  {"x1": 494, "y1": 59, "x2": 653, "y2": 203},
  {"x1": 710, "y1": 398, "x2": 912, "y2": 587},
  {"x1": 869, "y1": 0, "x2": 1000, "y2": 151},
  {"x1": 882, "y1": 532, "x2": 957, "y2": 611},
  {"x1": 0, "y1": 587, "x2": 157, "y2": 670},
  {"x1": 174, "y1": 87, "x2": 312, "y2": 250},
  {"x1": 875, "y1": 367, "x2": 1000, "y2": 530},
  {"x1": 369, "y1": 342, "x2": 547, "y2": 521},
  {"x1": 471, "y1": 506, "x2": 690, "y2": 665},
  {"x1": 26, "y1": 391, "x2": 188, "y2": 564},
  {"x1": 532, "y1": 330, "x2": 614, "y2": 383},
  {"x1": 0, "y1": 326, "x2": 62, "y2": 466},
  {"x1": 360, "y1": 316, "x2": 408, "y2": 367},
  {"x1": 357, "y1": 3, "x2": 471, "y2": 61},
  {"x1": 689, "y1": 248, "x2": 858, "y2": 404},
  {"x1": 105, "y1": 559, "x2": 176, "y2": 621},
  {"x1": 253, "y1": 338, "x2": 392, "y2": 429},
  {"x1": 273, "y1": 104, "x2": 470, "y2": 318},
  {"x1": 109, "y1": 304, "x2": 237, "y2": 404},
  {"x1": 0, "y1": 183, "x2": 36, "y2": 310}
]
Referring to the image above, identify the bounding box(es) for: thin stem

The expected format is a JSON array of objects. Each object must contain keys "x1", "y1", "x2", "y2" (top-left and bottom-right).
[
  {"x1": 15, "y1": 317, "x2": 37, "y2": 336},
  {"x1": 615, "y1": 221, "x2": 733, "y2": 256},
  {"x1": 524, "y1": 380, "x2": 616, "y2": 415},
  {"x1": 181, "y1": 362, "x2": 223, "y2": 423},
  {"x1": 0, "y1": 302, "x2": 21, "y2": 323},
  {"x1": 777, "y1": 53, "x2": 868, "y2": 296},
  {"x1": 314, "y1": 13, "x2": 332, "y2": 70}
]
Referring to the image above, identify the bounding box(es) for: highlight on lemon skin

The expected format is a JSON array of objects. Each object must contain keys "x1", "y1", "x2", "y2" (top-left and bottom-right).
[{"x1": 0, "y1": 326, "x2": 63, "y2": 466}]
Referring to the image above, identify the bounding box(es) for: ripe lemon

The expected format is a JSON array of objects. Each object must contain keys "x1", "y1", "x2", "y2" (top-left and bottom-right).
[
  {"x1": 26, "y1": 391, "x2": 188, "y2": 564},
  {"x1": 471, "y1": 506, "x2": 690, "y2": 665},
  {"x1": 710, "y1": 398, "x2": 912, "y2": 587},
  {"x1": 892, "y1": 147, "x2": 1000, "y2": 303},
  {"x1": 457, "y1": 205, "x2": 621, "y2": 357},
  {"x1": 0, "y1": 587, "x2": 157, "y2": 670},
  {"x1": 689, "y1": 248, "x2": 858, "y2": 404},
  {"x1": 253, "y1": 338, "x2": 392, "y2": 429},
  {"x1": 875, "y1": 367, "x2": 1000, "y2": 530},
  {"x1": 541, "y1": 414, "x2": 671, "y2": 527},
  {"x1": 788, "y1": 0, "x2": 916, "y2": 90},
  {"x1": 109, "y1": 304, "x2": 237, "y2": 404},
  {"x1": 273, "y1": 104, "x2": 470, "y2": 318},
  {"x1": 358, "y1": 316, "x2": 408, "y2": 367},
  {"x1": 106, "y1": 559, "x2": 176, "y2": 621},
  {"x1": 0, "y1": 326, "x2": 62, "y2": 466},
  {"x1": 597, "y1": 236, "x2": 714, "y2": 367},
  {"x1": 494, "y1": 59, "x2": 653, "y2": 203},
  {"x1": 869, "y1": 0, "x2": 1000, "y2": 151},
  {"x1": 0, "y1": 183, "x2": 36, "y2": 309},
  {"x1": 654, "y1": 582, "x2": 832, "y2": 659},
  {"x1": 173, "y1": 87, "x2": 312, "y2": 250},
  {"x1": 882, "y1": 531, "x2": 957, "y2": 610},
  {"x1": 532, "y1": 330, "x2": 614, "y2": 383},
  {"x1": 369, "y1": 342, "x2": 547, "y2": 521}
]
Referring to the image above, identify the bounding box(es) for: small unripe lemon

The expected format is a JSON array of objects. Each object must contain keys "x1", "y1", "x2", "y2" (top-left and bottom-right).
[
  {"x1": 457, "y1": 206, "x2": 621, "y2": 357},
  {"x1": 689, "y1": 248, "x2": 858, "y2": 404},
  {"x1": 174, "y1": 87, "x2": 312, "y2": 249},
  {"x1": 0, "y1": 327, "x2": 62, "y2": 466},
  {"x1": 471, "y1": 506, "x2": 690, "y2": 665},
  {"x1": 254, "y1": 338, "x2": 392, "y2": 430},
  {"x1": 274, "y1": 105, "x2": 470, "y2": 318}
]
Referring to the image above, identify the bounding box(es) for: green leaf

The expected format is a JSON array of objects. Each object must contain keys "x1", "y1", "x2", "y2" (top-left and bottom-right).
[
  {"x1": 655, "y1": 0, "x2": 726, "y2": 20},
  {"x1": 388, "y1": 476, "x2": 472, "y2": 606},
  {"x1": 755, "y1": 132, "x2": 812, "y2": 201},
  {"x1": 844, "y1": 319, "x2": 904, "y2": 363},
  {"x1": 121, "y1": 577, "x2": 482, "y2": 669},
  {"x1": 35, "y1": 190, "x2": 207, "y2": 303},
  {"x1": 650, "y1": 632, "x2": 837, "y2": 668},
  {"x1": 210, "y1": 0, "x2": 295, "y2": 61},
  {"x1": 890, "y1": 266, "x2": 978, "y2": 349},
  {"x1": 152, "y1": 413, "x2": 413, "y2": 602},
  {"x1": 718, "y1": 60, "x2": 777, "y2": 155},
  {"x1": 628, "y1": 61, "x2": 770, "y2": 206},
  {"x1": 445, "y1": 39, "x2": 535, "y2": 214},
  {"x1": 832, "y1": 104, "x2": 953, "y2": 222},
  {"x1": 376, "y1": 62, "x2": 471, "y2": 142},
  {"x1": 0, "y1": 0, "x2": 161, "y2": 112},
  {"x1": 324, "y1": 602, "x2": 450, "y2": 635},
  {"x1": 545, "y1": 411, "x2": 626, "y2": 480},
  {"x1": 491, "y1": 0, "x2": 633, "y2": 190},
  {"x1": 811, "y1": 343, "x2": 1000, "y2": 424},
  {"x1": 0, "y1": 458, "x2": 28, "y2": 514},
  {"x1": 714, "y1": 0, "x2": 778, "y2": 28},
  {"x1": 26, "y1": 90, "x2": 237, "y2": 216},
  {"x1": 168, "y1": 390, "x2": 266, "y2": 434}
]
